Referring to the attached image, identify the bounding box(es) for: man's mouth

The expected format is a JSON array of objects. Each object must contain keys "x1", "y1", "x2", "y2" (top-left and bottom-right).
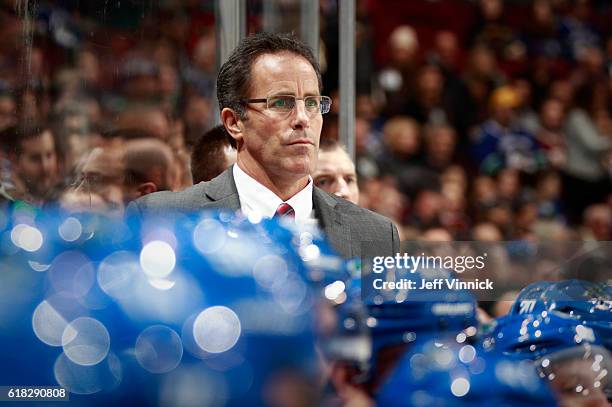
[{"x1": 288, "y1": 139, "x2": 314, "y2": 146}]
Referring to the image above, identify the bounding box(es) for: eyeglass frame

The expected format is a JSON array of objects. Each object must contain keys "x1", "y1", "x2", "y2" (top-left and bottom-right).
[{"x1": 238, "y1": 94, "x2": 332, "y2": 117}]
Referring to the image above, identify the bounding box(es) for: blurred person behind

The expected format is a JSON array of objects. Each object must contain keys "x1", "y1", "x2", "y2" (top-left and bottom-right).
[
  {"x1": 117, "y1": 105, "x2": 171, "y2": 143},
  {"x1": 407, "y1": 188, "x2": 443, "y2": 231},
  {"x1": 535, "y1": 97, "x2": 568, "y2": 170},
  {"x1": 462, "y1": 44, "x2": 505, "y2": 124},
  {"x1": 423, "y1": 123, "x2": 457, "y2": 172},
  {"x1": 560, "y1": 83, "x2": 612, "y2": 224},
  {"x1": 0, "y1": 89, "x2": 17, "y2": 131},
  {"x1": 118, "y1": 55, "x2": 160, "y2": 104},
  {"x1": 123, "y1": 138, "x2": 177, "y2": 202},
  {"x1": 190, "y1": 125, "x2": 237, "y2": 184},
  {"x1": 379, "y1": 116, "x2": 437, "y2": 197},
  {"x1": 181, "y1": 92, "x2": 215, "y2": 148},
  {"x1": 312, "y1": 138, "x2": 359, "y2": 205},
  {"x1": 471, "y1": 85, "x2": 546, "y2": 175},
  {"x1": 404, "y1": 62, "x2": 473, "y2": 140},
  {"x1": 580, "y1": 204, "x2": 611, "y2": 241},
  {"x1": 467, "y1": 0, "x2": 521, "y2": 61},
  {"x1": 72, "y1": 142, "x2": 126, "y2": 216},
  {"x1": 2, "y1": 123, "x2": 61, "y2": 205},
  {"x1": 535, "y1": 171, "x2": 564, "y2": 221},
  {"x1": 523, "y1": 0, "x2": 563, "y2": 60},
  {"x1": 559, "y1": 0, "x2": 601, "y2": 61},
  {"x1": 377, "y1": 25, "x2": 420, "y2": 117},
  {"x1": 72, "y1": 133, "x2": 177, "y2": 213}
]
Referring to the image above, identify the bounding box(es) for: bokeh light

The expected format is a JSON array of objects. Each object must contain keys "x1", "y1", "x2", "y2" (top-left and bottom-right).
[
  {"x1": 11, "y1": 224, "x2": 43, "y2": 252},
  {"x1": 49, "y1": 251, "x2": 95, "y2": 299},
  {"x1": 58, "y1": 217, "x2": 83, "y2": 242},
  {"x1": 135, "y1": 325, "x2": 183, "y2": 374},
  {"x1": 450, "y1": 377, "x2": 470, "y2": 397},
  {"x1": 193, "y1": 218, "x2": 227, "y2": 255},
  {"x1": 32, "y1": 300, "x2": 70, "y2": 347},
  {"x1": 97, "y1": 251, "x2": 141, "y2": 299},
  {"x1": 193, "y1": 306, "x2": 241, "y2": 354},
  {"x1": 54, "y1": 352, "x2": 122, "y2": 395},
  {"x1": 28, "y1": 260, "x2": 50, "y2": 272},
  {"x1": 140, "y1": 240, "x2": 176, "y2": 279},
  {"x1": 62, "y1": 317, "x2": 110, "y2": 366}
]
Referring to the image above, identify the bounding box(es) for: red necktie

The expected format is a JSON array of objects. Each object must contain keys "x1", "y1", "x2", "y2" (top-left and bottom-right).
[{"x1": 274, "y1": 202, "x2": 295, "y2": 220}]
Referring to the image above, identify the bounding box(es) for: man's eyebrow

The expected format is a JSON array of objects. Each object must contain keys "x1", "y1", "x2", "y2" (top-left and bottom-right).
[{"x1": 267, "y1": 88, "x2": 296, "y2": 96}]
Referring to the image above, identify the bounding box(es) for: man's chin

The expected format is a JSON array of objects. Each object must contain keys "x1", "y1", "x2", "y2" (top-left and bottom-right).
[{"x1": 283, "y1": 158, "x2": 315, "y2": 177}]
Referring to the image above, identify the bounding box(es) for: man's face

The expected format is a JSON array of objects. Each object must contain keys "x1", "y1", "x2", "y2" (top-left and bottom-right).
[
  {"x1": 16, "y1": 130, "x2": 58, "y2": 196},
  {"x1": 74, "y1": 146, "x2": 125, "y2": 212},
  {"x1": 313, "y1": 147, "x2": 359, "y2": 204},
  {"x1": 236, "y1": 52, "x2": 323, "y2": 183}
]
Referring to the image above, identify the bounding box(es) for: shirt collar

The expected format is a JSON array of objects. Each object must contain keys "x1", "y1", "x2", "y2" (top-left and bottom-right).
[{"x1": 233, "y1": 164, "x2": 314, "y2": 224}]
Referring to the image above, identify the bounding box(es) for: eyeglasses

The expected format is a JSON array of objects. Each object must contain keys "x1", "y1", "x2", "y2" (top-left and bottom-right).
[{"x1": 240, "y1": 95, "x2": 332, "y2": 117}]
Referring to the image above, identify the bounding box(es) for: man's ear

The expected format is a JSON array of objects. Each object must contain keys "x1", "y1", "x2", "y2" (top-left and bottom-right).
[
  {"x1": 137, "y1": 182, "x2": 158, "y2": 197},
  {"x1": 221, "y1": 108, "x2": 243, "y2": 148}
]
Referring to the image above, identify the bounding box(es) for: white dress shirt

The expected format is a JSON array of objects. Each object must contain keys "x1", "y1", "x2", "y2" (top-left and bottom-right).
[{"x1": 233, "y1": 164, "x2": 317, "y2": 226}]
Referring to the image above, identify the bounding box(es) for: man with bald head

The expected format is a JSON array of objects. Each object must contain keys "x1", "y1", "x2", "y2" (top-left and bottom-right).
[{"x1": 128, "y1": 32, "x2": 399, "y2": 259}]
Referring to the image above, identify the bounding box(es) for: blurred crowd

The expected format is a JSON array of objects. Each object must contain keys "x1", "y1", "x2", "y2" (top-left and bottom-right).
[{"x1": 0, "y1": 0, "x2": 611, "y2": 243}]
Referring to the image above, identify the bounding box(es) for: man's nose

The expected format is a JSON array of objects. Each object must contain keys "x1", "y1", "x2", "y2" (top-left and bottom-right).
[
  {"x1": 291, "y1": 100, "x2": 310, "y2": 129},
  {"x1": 334, "y1": 177, "x2": 350, "y2": 199},
  {"x1": 41, "y1": 157, "x2": 54, "y2": 172}
]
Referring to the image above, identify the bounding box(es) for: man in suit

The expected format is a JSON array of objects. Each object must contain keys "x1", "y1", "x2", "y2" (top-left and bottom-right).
[{"x1": 128, "y1": 32, "x2": 399, "y2": 259}]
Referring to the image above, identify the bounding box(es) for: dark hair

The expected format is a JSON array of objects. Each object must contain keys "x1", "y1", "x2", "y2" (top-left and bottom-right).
[
  {"x1": 191, "y1": 125, "x2": 235, "y2": 183},
  {"x1": 0, "y1": 123, "x2": 50, "y2": 156},
  {"x1": 216, "y1": 32, "x2": 323, "y2": 148}
]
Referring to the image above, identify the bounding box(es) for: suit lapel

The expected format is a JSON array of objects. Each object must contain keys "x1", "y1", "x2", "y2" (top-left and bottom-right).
[
  {"x1": 313, "y1": 187, "x2": 353, "y2": 258},
  {"x1": 200, "y1": 167, "x2": 241, "y2": 211}
]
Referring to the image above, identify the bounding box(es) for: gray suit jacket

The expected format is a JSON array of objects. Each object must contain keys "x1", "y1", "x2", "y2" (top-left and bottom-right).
[{"x1": 127, "y1": 168, "x2": 400, "y2": 259}]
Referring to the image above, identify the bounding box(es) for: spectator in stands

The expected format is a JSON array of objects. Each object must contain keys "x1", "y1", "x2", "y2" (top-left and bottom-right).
[
  {"x1": 462, "y1": 44, "x2": 505, "y2": 124},
  {"x1": 467, "y1": 0, "x2": 522, "y2": 61},
  {"x1": 0, "y1": 90, "x2": 16, "y2": 132},
  {"x1": 580, "y1": 204, "x2": 611, "y2": 241},
  {"x1": 407, "y1": 189, "x2": 443, "y2": 231},
  {"x1": 471, "y1": 85, "x2": 546, "y2": 175},
  {"x1": 182, "y1": 93, "x2": 215, "y2": 147},
  {"x1": 312, "y1": 138, "x2": 359, "y2": 205},
  {"x1": 361, "y1": 177, "x2": 407, "y2": 228},
  {"x1": 560, "y1": 83, "x2": 611, "y2": 223},
  {"x1": 472, "y1": 222, "x2": 503, "y2": 241},
  {"x1": 535, "y1": 171, "x2": 564, "y2": 220},
  {"x1": 379, "y1": 116, "x2": 437, "y2": 197},
  {"x1": 535, "y1": 97, "x2": 568, "y2": 169},
  {"x1": 423, "y1": 124, "x2": 457, "y2": 172},
  {"x1": 3, "y1": 124, "x2": 60, "y2": 204},
  {"x1": 190, "y1": 125, "x2": 237, "y2": 184},
  {"x1": 496, "y1": 168, "x2": 522, "y2": 208},
  {"x1": 117, "y1": 106, "x2": 172, "y2": 142},
  {"x1": 377, "y1": 25, "x2": 420, "y2": 117},
  {"x1": 118, "y1": 55, "x2": 160, "y2": 104},
  {"x1": 524, "y1": 0, "x2": 563, "y2": 60},
  {"x1": 559, "y1": 0, "x2": 601, "y2": 61}
]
